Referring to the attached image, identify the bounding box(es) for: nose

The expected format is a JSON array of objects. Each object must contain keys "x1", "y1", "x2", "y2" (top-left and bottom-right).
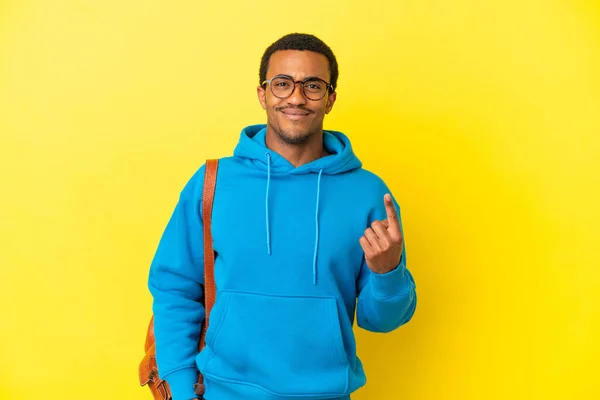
[{"x1": 286, "y1": 81, "x2": 307, "y2": 106}]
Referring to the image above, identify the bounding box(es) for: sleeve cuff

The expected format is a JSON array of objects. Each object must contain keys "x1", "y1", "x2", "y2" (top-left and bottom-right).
[
  {"x1": 370, "y1": 259, "x2": 411, "y2": 299},
  {"x1": 163, "y1": 367, "x2": 198, "y2": 400}
]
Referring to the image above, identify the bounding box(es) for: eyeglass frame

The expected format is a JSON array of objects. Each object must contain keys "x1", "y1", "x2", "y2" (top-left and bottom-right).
[{"x1": 261, "y1": 74, "x2": 335, "y2": 101}]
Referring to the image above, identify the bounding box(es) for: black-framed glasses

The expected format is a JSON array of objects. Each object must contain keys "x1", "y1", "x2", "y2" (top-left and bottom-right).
[{"x1": 262, "y1": 74, "x2": 334, "y2": 101}]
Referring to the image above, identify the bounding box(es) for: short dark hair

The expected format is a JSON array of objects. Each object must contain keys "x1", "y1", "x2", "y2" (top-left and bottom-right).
[{"x1": 259, "y1": 33, "x2": 338, "y2": 92}]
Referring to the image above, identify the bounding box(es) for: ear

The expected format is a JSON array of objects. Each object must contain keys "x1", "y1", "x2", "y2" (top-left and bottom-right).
[
  {"x1": 324, "y1": 91, "x2": 337, "y2": 114},
  {"x1": 257, "y1": 86, "x2": 267, "y2": 110}
]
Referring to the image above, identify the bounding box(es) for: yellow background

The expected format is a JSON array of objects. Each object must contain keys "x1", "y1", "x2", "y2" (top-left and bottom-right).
[{"x1": 1, "y1": 0, "x2": 599, "y2": 399}]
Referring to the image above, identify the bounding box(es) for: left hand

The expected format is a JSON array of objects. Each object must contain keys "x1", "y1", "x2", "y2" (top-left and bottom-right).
[{"x1": 359, "y1": 193, "x2": 404, "y2": 274}]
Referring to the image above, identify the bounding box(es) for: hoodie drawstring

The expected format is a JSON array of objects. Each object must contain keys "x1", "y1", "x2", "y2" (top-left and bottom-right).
[
  {"x1": 264, "y1": 151, "x2": 322, "y2": 286},
  {"x1": 313, "y1": 169, "x2": 323, "y2": 285},
  {"x1": 265, "y1": 152, "x2": 272, "y2": 255}
]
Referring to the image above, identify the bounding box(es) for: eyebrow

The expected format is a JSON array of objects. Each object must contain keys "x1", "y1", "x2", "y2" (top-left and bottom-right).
[{"x1": 273, "y1": 74, "x2": 326, "y2": 82}]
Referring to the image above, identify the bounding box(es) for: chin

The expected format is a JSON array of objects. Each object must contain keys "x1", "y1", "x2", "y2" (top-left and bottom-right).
[{"x1": 276, "y1": 126, "x2": 314, "y2": 145}]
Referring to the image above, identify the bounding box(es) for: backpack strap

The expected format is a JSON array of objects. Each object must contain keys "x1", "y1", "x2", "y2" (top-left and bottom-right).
[{"x1": 194, "y1": 158, "x2": 219, "y2": 397}]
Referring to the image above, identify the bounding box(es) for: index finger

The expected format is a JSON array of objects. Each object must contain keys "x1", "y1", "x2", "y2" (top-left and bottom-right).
[{"x1": 384, "y1": 193, "x2": 400, "y2": 230}]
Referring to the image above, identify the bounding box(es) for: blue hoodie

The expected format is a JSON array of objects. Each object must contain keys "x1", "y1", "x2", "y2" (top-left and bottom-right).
[{"x1": 148, "y1": 124, "x2": 417, "y2": 400}]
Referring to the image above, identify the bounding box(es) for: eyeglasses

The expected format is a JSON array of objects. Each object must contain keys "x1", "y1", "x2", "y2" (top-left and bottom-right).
[{"x1": 262, "y1": 74, "x2": 334, "y2": 101}]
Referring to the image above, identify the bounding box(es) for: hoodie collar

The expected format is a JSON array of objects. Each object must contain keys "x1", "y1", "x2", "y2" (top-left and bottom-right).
[{"x1": 233, "y1": 124, "x2": 362, "y2": 174}]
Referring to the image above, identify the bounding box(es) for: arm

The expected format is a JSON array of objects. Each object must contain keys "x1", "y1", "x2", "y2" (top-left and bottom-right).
[
  {"x1": 356, "y1": 192, "x2": 417, "y2": 333},
  {"x1": 147, "y1": 168, "x2": 205, "y2": 400}
]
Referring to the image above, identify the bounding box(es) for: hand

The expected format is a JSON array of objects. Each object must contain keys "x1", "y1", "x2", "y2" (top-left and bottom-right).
[{"x1": 359, "y1": 193, "x2": 404, "y2": 274}]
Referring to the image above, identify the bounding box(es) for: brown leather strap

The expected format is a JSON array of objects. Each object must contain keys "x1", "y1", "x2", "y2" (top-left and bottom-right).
[
  {"x1": 200, "y1": 159, "x2": 218, "y2": 346},
  {"x1": 196, "y1": 159, "x2": 218, "y2": 391}
]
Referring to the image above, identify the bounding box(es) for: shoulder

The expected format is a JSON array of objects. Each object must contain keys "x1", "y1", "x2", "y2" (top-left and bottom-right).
[
  {"x1": 179, "y1": 162, "x2": 207, "y2": 200},
  {"x1": 348, "y1": 167, "x2": 393, "y2": 198},
  {"x1": 344, "y1": 167, "x2": 403, "y2": 222},
  {"x1": 180, "y1": 156, "x2": 238, "y2": 199}
]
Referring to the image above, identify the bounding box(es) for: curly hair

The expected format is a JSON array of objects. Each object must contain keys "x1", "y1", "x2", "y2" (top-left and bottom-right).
[{"x1": 259, "y1": 33, "x2": 338, "y2": 92}]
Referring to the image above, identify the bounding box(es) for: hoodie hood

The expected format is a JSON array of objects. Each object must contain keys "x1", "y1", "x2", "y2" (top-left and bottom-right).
[
  {"x1": 233, "y1": 124, "x2": 362, "y2": 175},
  {"x1": 232, "y1": 124, "x2": 362, "y2": 285}
]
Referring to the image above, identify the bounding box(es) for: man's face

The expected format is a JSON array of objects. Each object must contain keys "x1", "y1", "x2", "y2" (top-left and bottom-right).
[{"x1": 258, "y1": 50, "x2": 336, "y2": 145}]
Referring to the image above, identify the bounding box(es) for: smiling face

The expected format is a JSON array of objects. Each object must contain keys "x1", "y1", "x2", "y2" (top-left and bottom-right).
[{"x1": 257, "y1": 50, "x2": 336, "y2": 145}]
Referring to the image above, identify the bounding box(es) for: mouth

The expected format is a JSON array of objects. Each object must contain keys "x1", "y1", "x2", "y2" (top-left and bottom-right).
[{"x1": 280, "y1": 108, "x2": 312, "y2": 121}]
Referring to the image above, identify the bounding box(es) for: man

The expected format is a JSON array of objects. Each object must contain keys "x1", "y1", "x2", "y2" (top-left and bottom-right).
[{"x1": 148, "y1": 33, "x2": 417, "y2": 400}]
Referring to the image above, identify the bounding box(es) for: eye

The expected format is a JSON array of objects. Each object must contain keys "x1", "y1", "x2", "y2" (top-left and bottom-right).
[
  {"x1": 305, "y1": 81, "x2": 322, "y2": 90},
  {"x1": 303, "y1": 79, "x2": 325, "y2": 94},
  {"x1": 272, "y1": 77, "x2": 292, "y2": 87}
]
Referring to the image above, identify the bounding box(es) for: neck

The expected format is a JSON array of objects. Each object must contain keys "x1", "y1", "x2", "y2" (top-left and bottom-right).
[{"x1": 265, "y1": 126, "x2": 330, "y2": 168}]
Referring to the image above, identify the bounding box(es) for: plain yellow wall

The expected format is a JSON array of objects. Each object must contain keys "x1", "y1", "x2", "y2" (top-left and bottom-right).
[{"x1": 1, "y1": 1, "x2": 599, "y2": 399}]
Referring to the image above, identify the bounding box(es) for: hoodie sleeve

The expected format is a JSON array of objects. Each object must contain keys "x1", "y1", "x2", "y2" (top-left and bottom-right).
[
  {"x1": 356, "y1": 191, "x2": 417, "y2": 333},
  {"x1": 147, "y1": 167, "x2": 205, "y2": 400}
]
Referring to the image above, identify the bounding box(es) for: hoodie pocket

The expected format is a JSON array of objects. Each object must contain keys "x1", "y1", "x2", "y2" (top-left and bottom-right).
[{"x1": 201, "y1": 290, "x2": 350, "y2": 396}]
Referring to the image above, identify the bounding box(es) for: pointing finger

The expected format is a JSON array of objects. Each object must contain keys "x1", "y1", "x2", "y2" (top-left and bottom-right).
[{"x1": 384, "y1": 194, "x2": 401, "y2": 234}]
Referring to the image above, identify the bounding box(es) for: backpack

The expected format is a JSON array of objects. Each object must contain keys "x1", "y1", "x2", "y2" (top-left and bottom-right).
[{"x1": 139, "y1": 159, "x2": 219, "y2": 399}]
